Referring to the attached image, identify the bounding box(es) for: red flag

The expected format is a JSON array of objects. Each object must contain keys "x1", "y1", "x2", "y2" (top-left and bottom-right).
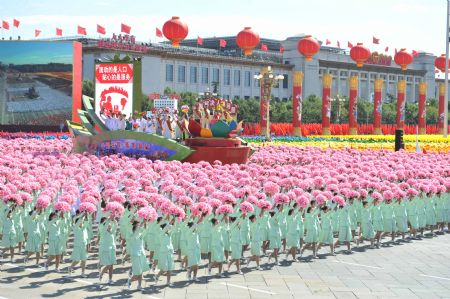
[
  {"x1": 156, "y1": 27, "x2": 163, "y2": 38},
  {"x1": 279, "y1": 46, "x2": 284, "y2": 53},
  {"x1": 35, "y1": 29, "x2": 41, "y2": 38},
  {"x1": 2, "y1": 20, "x2": 9, "y2": 30},
  {"x1": 197, "y1": 36, "x2": 203, "y2": 45},
  {"x1": 373, "y1": 36, "x2": 380, "y2": 44},
  {"x1": 97, "y1": 24, "x2": 106, "y2": 35},
  {"x1": 77, "y1": 25, "x2": 87, "y2": 36},
  {"x1": 219, "y1": 39, "x2": 227, "y2": 47},
  {"x1": 348, "y1": 41, "x2": 353, "y2": 48},
  {"x1": 384, "y1": 46, "x2": 389, "y2": 52},
  {"x1": 337, "y1": 41, "x2": 341, "y2": 48},
  {"x1": 412, "y1": 50, "x2": 418, "y2": 57},
  {"x1": 326, "y1": 39, "x2": 331, "y2": 45},
  {"x1": 13, "y1": 19, "x2": 20, "y2": 28},
  {"x1": 261, "y1": 43, "x2": 268, "y2": 51},
  {"x1": 121, "y1": 23, "x2": 131, "y2": 34},
  {"x1": 56, "y1": 28, "x2": 63, "y2": 36}
]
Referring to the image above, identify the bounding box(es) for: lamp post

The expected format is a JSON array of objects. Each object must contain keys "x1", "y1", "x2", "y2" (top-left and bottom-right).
[
  {"x1": 254, "y1": 66, "x2": 284, "y2": 141},
  {"x1": 444, "y1": 0, "x2": 450, "y2": 137}
]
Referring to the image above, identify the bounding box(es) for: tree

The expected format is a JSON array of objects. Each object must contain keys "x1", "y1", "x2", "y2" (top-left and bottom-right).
[
  {"x1": 301, "y1": 95, "x2": 322, "y2": 123},
  {"x1": 82, "y1": 80, "x2": 94, "y2": 98}
]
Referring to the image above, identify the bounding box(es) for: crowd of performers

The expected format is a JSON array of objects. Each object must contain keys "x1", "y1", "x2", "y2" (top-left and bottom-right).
[{"x1": 1, "y1": 188, "x2": 449, "y2": 290}]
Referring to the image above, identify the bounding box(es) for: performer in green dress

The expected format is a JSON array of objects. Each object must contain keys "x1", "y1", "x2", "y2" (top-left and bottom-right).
[
  {"x1": 208, "y1": 218, "x2": 225, "y2": 277},
  {"x1": 127, "y1": 220, "x2": 150, "y2": 290},
  {"x1": 246, "y1": 214, "x2": 262, "y2": 270},
  {"x1": 406, "y1": 194, "x2": 419, "y2": 238},
  {"x1": 336, "y1": 204, "x2": 353, "y2": 253},
  {"x1": 68, "y1": 213, "x2": 89, "y2": 277},
  {"x1": 155, "y1": 222, "x2": 175, "y2": 286},
  {"x1": 99, "y1": 216, "x2": 118, "y2": 285},
  {"x1": 371, "y1": 197, "x2": 383, "y2": 248},
  {"x1": 381, "y1": 199, "x2": 396, "y2": 244},
  {"x1": 285, "y1": 208, "x2": 301, "y2": 261},
  {"x1": 268, "y1": 211, "x2": 281, "y2": 265},
  {"x1": 24, "y1": 209, "x2": 43, "y2": 265},
  {"x1": 359, "y1": 201, "x2": 375, "y2": 248},
  {"x1": 302, "y1": 205, "x2": 319, "y2": 258},
  {"x1": 1, "y1": 208, "x2": 17, "y2": 262},
  {"x1": 186, "y1": 221, "x2": 201, "y2": 282},
  {"x1": 425, "y1": 192, "x2": 437, "y2": 235},
  {"x1": 45, "y1": 212, "x2": 63, "y2": 272},
  {"x1": 394, "y1": 197, "x2": 408, "y2": 241},
  {"x1": 317, "y1": 206, "x2": 335, "y2": 255},
  {"x1": 227, "y1": 216, "x2": 243, "y2": 274}
]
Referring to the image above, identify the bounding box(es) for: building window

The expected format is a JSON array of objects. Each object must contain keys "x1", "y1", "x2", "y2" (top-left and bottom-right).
[
  {"x1": 234, "y1": 70, "x2": 241, "y2": 86},
  {"x1": 254, "y1": 72, "x2": 260, "y2": 87},
  {"x1": 177, "y1": 65, "x2": 185, "y2": 83},
  {"x1": 340, "y1": 71, "x2": 348, "y2": 77},
  {"x1": 389, "y1": 75, "x2": 396, "y2": 81},
  {"x1": 201, "y1": 67, "x2": 209, "y2": 84},
  {"x1": 223, "y1": 94, "x2": 230, "y2": 99},
  {"x1": 212, "y1": 68, "x2": 220, "y2": 83},
  {"x1": 255, "y1": 96, "x2": 260, "y2": 100},
  {"x1": 234, "y1": 95, "x2": 239, "y2": 100},
  {"x1": 165, "y1": 64, "x2": 174, "y2": 82},
  {"x1": 244, "y1": 71, "x2": 251, "y2": 87},
  {"x1": 244, "y1": 96, "x2": 250, "y2": 100},
  {"x1": 282, "y1": 74, "x2": 288, "y2": 89},
  {"x1": 224, "y1": 69, "x2": 231, "y2": 85},
  {"x1": 360, "y1": 73, "x2": 368, "y2": 79},
  {"x1": 190, "y1": 66, "x2": 197, "y2": 84}
]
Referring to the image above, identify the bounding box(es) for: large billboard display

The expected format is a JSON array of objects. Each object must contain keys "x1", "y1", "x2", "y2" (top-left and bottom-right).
[
  {"x1": 0, "y1": 41, "x2": 79, "y2": 128},
  {"x1": 95, "y1": 63, "x2": 133, "y2": 119}
]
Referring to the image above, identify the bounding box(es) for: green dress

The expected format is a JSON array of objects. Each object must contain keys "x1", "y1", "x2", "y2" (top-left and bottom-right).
[
  {"x1": 25, "y1": 212, "x2": 42, "y2": 252},
  {"x1": 179, "y1": 221, "x2": 189, "y2": 256},
  {"x1": 394, "y1": 202, "x2": 408, "y2": 233},
  {"x1": 443, "y1": 194, "x2": 450, "y2": 223},
  {"x1": 186, "y1": 226, "x2": 201, "y2": 267},
  {"x1": 381, "y1": 203, "x2": 396, "y2": 233},
  {"x1": 259, "y1": 213, "x2": 270, "y2": 241},
  {"x1": 221, "y1": 222, "x2": 231, "y2": 252},
  {"x1": 435, "y1": 195, "x2": 445, "y2": 223},
  {"x1": 229, "y1": 221, "x2": 241, "y2": 259},
  {"x1": 286, "y1": 213, "x2": 300, "y2": 247},
  {"x1": 406, "y1": 198, "x2": 419, "y2": 229},
  {"x1": 1, "y1": 216, "x2": 17, "y2": 248},
  {"x1": 198, "y1": 215, "x2": 212, "y2": 254},
  {"x1": 250, "y1": 220, "x2": 262, "y2": 256},
  {"x1": 129, "y1": 227, "x2": 150, "y2": 275},
  {"x1": 47, "y1": 218, "x2": 63, "y2": 256},
  {"x1": 304, "y1": 212, "x2": 319, "y2": 243},
  {"x1": 338, "y1": 207, "x2": 352, "y2": 242},
  {"x1": 348, "y1": 202, "x2": 358, "y2": 231},
  {"x1": 425, "y1": 197, "x2": 437, "y2": 226},
  {"x1": 319, "y1": 211, "x2": 333, "y2": 244},
  {"x1": 99, "y1": 219, "x2": 117, "y2": 266},
  {"x1": 371, "y1": 205, "x2": 383, "y2": 232},
  {"x1": 157, "y1": 226, "x2": 175, "y2": 271},
  {"x1": 240, "y1": 216, "x2": 250, "y2": 246},
  {"x1": 12, "y1": 208, "x2": 24, "y2": 243},
  {"x1": 144, "y1": 221, "x2": 159, "y2": 252},
  {"x1": 360, "y1": 208, "x2": 375, "y2": 239},
  {"x1": 210, "y1": 225, "x2": 225, "y2": 263},
  {"x1": 71, "y1": 219, "x2": 89, "y2": 261},
  {"x1": 277, "y1": 210, "x2": 287, "y2": 240},
  {"x1": 416, "y1": 199, "x2": 427, "y2": 228},
  {"x1": 269, "y1": 215, "x2": 281, "y2": 249}
]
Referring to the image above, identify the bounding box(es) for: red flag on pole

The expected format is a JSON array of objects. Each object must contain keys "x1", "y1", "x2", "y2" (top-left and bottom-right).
[
  {"x1": 219, "y1": 39, "x2": 227, "y2": 47},
  {"x1": 347, "y1": 41, "x2": 353, "y2": 48},
  {"x1": 13, "y1": 19, "x2": 20, "y2": 28},
  {"x1": 412, "y1": 50, "x2": 418, "y2": 57},
  {"x1": 384, "y1": 46, "x2": 389, "y2": 52},
  {"x1": 77, "y1": 25, "x2": 87, "y2": 36},
  {"x1": 2, "y1": 20, "x2": 10, "y2": 30},
  {"x1": 279, "y1": 46, "x2": 284, "y2": 53},
  {"x1": 326, "y1": 39, "x2": 331, "y2": 45},
  {"x1": 337, "y1": 41, "x2": 341, "y2": 48},
  {"x1": 197, "y1": 36, "x2": 203, "y2": 45},
  {"x1": 373, "y1": 36, "x2": 380, "y2": 44},
  {"x1": 97, "y1": 24, "x2": 106, "y2": 35},
  {"x1": 261, "y1": 43, "x2": 268, "y2": 51},
  {"x1": 121, "y1": 23, "x2": 131, "y2": 34},
  {"x1": 156, "y1": 27, "x2": 163, "y2": 38},
  {"x1": 56, "y1": 28, "x2": 62, "y2": 36},
  {"x1": 35, "y1": 29, "x2": 41, "y2": 37}
]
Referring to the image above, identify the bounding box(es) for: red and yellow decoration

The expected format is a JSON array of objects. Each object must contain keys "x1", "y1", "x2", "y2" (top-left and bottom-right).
[
  {"x1": 373, "y1": 78, "x2": 383, "y2": 135},
  {"x1": 236, "y1": 27, "x2": 260, "y2": 56},
  {"x1": 394, "y1": 49, "x2": 413, "y2": 71},
  {"x1": 162, "y1": 16, "x2": 188, "y2": 48},
  {"x1": 435, "y1": 54, "x2": 449, "y2": 72},
  {"x1": 438, "y1": 83, "x2": 445, "y2": 134},
  {"x1": 292, "y1": 71, "x2": 304, "y2": 136},
  {"x1": 418, "y1": 82, "x2": 427, "y2": 135},
  {"x1": 396, "y1": 80, "x2": 406, "y2": 130},
  {"x1": 322, "y1": 74, "x2": 332, "y2": 135},
  {"x1": 350, "y1": 43, "x2": 371, "y2": 67},
  {"x1": 297, "y1": 35, "x2": 320, "y2": 61},
  {"x1": 348, "y1": 76, "x2": 359, "y2": 135}
]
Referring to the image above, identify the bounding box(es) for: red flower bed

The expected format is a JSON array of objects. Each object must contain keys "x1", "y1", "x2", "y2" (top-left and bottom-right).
[{"x1": 242, "y1": 123, "x2": 439, "y2": 136}]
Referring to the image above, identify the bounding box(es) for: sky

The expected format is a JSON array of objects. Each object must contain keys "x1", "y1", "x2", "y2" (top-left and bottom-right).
[
  {"x1": 0, "y1": 0, "x2": 447, "y2": 61},
  {"x1": 0, "y1": 41, "x2": 73, "y2": 64}
]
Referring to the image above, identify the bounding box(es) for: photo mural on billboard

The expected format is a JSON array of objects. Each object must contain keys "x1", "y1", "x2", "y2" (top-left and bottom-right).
[
  {"x1": 0, "y1": 41, "x2": 76, "y2": 126},
  {"x1": 95, "y1": 63, "x2": 133, "y2": 120}
]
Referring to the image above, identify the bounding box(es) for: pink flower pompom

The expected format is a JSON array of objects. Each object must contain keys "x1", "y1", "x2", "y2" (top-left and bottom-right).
[
  {"x1": 137, "y1": 206, "x2": 158, "y2": 222},
  {"x1": 216, "y1": 204, "x2": 233, "y2": 215},
  {"x1": 273, "y1": 193, "x2": 289, "y2": 205},
  {"x1": 359, "y1": 189, "x2": 368, "y2": 198},
  {"x1": 19, "y1": 192, "x2": 33, "y2": 203},
  {"x1": 59, "y1": 194, "x2": 76, "y2": 205},
  {"x1": 79, "y1": 202, "x2": 97, "y2": 213},
  {"x1": 178, "y1": 196, "x2": 194, "y2": 206},
  {"x1": 383, "y1": 190, "x2": 394, "y2": 200},
  {"x1": 111, "y1": 193, "x2": 126, "y2": 204},
  {"x1": 296, "y1": 195, "x2": 310, "y2": 208},
  {"x1": 54, "y1": 201, "x2": 71, "y2": 212},
  {"x1": 407, "y1": 188, "x2": 418, "y2": 196},
  {"x1": 315, "y1": 194, "x2": 327, "y2": 205},
  {"x1": 36, "y1": 195, "x2": 51, "y2": 209},
  {"x1": 332, "y1": 195, "x2": 345, "y2": 207},
  {"x1": 4, "y1": 194, "x2": 23, "y2": 206},
  {"x1": 207, "y1": 198, "x2": 222, "y2": 209},
  {"x1": 170, "y1": 205, "x2": 186, "y2": 220},
  {"x1": 131, "y1": 197, "x2": 148, "y2": 208},
  {"x1": 192, "y1": 202, "x2": 212, "y2": 217},
  {"x1": 257, "y1": 200, "x2": 272, "y2": 211},
  {"x1": 105, "y1": 202, "x2": 125, "y2": 217},
  {"x1": 372, "y1": 191, "x2": 383, "y2": 201},
  {"x1": 246, "y1": 195, "x2": 259, "y2": 205},
  {"x1": 221, "y1": 193, "x2": 236, "y2": 205},
  {"x1": 240, "y1": 201, "x2": 254, "y2": 214},
  {"x1": 263, "y1": 182, "x2": 280, "y2": 195}
]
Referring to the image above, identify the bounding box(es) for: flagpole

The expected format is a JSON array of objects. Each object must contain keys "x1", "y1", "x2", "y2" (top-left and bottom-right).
[{"x1": 444, "y1": 0, "x2": 450, "y2": 137}]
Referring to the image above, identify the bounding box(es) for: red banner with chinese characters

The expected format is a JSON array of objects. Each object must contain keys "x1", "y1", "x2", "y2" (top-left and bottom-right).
[
  {"x1": 348, "y1": 76, "x2": 358, "y2": 135},
  {"x1": 438, "y1": 83, "x2": 445, "y2": 134},
  {"x1": 322, "y1": 74, "x2": 332, "y2": 135},
  {"x1": 418, "y1": 82, "x2": 427, "y2": 134},
  {"x1": 396, "y1": 80, "x2": 406, "y2": 130},
  {"x1": 292, "y1": 71, "x2": 304, "y2": 136},
  {"x1": 373, "y1": 79, "x2": 383, "y2": 134}
]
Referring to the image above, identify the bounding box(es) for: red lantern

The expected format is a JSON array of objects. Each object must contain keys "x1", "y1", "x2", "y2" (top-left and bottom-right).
[
  {"x1": 394, "y1": 48, "x2": 413, "y2": 71},
  {"x1": 236, "y1": 27, "x2": 260, "y2": 56},
  {"x1": 162, "y1": 16, "x2": 188, "y2": 48},
  {"x1": 435, "y1": 54, "x2": 449, "y2": 72},
  {"x1": 350, "y1": 43, "x2": 371, "y2": 68},
  {"x1": 297, "y1": 35, "x2": 320, "y2": 61}
]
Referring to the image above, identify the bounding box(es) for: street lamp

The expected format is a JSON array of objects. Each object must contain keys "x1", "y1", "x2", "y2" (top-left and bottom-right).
[
  {"x1": 254, "y1": 66, "x2": 284, "y2": 141},
  {"x1": 330, "y1": 95, "x2": 345, "y2": 123},
  {"x1": 444, "y1": 0, "x2": 450, "y2": 137}
]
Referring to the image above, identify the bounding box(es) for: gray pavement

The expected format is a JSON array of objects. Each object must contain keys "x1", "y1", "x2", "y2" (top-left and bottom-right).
[{"x1": 1, "y1": 233, "x2": 450, "y2": 299}]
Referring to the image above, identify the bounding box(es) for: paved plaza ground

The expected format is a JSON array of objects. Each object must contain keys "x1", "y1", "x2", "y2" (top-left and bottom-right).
[{"x1": 1, "y1": 232, "x2": 450, "y2": 299}]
